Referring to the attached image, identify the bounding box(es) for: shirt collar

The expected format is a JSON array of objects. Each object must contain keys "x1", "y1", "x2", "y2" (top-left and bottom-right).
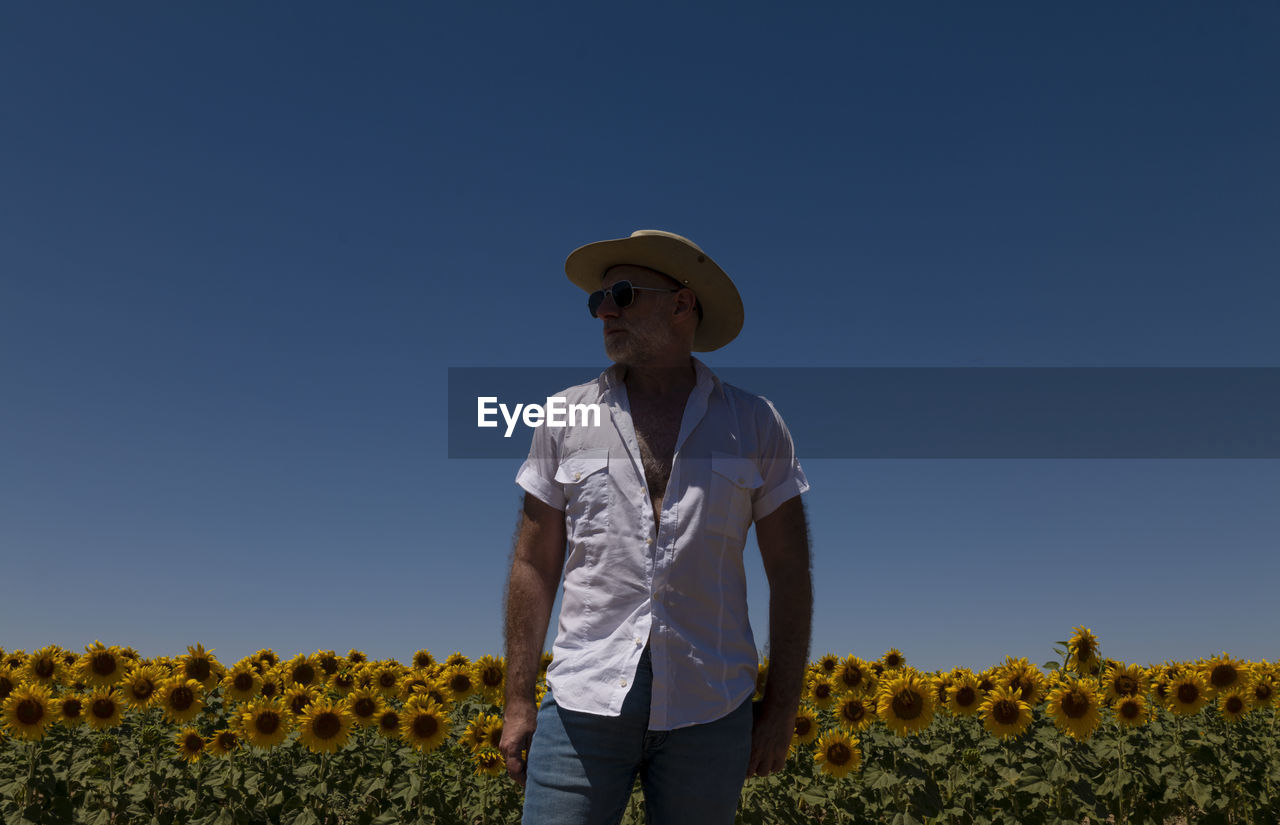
[{"x1": 599, "y1": 356, "x2": 721, "y2": 398}]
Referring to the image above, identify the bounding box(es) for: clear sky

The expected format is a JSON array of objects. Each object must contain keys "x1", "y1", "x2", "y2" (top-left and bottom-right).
[{"x1": 2, "y1": 2, "x2": 1277, "y2": 674}]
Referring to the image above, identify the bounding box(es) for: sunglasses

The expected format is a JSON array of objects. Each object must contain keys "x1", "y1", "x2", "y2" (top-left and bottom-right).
[{"x1": 587, "y1": 280, "x2": 682, "y2": 318}]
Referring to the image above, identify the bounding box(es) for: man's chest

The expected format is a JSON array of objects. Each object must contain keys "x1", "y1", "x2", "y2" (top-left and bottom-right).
[{"x1": 628, "y1": 398, "x2": 686, "y2": 498}]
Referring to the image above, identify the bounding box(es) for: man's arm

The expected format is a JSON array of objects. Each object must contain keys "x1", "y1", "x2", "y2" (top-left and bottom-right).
[
  {"x1": 500, "y1": 492, "x2": 567, "y2": 786},
  {"x1": 745, "y1": 494, "x2": 812, "y2": 778}
]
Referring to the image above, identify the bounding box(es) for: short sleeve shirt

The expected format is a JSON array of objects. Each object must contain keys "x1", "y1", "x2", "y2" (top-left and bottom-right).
[{"x1": 515, "y1": 357, "x2": 810, "y2": 730}]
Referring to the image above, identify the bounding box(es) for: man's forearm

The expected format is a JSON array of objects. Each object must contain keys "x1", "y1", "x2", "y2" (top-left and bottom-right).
[
  {"x1": 503, "y1": 555, "x2": 559, "y2": 707},
  {"x1": 761, "y1": 569, "x2": 812, "y2": 712}
]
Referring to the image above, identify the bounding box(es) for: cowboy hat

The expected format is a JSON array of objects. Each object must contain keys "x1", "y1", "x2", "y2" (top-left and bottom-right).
[{"x1": 565, "y1": 229, "x2": 744, "y2": 352}]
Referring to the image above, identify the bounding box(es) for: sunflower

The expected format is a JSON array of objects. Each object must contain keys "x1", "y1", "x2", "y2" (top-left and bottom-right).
[
  {"x1": 80, "y1": 642, "x2": 127, "y2": 688},
  {"x1": 463, "y1": 713, "x2": 500, "y2": 751},
  {"x1": 813, "y1": 729, "x2": 861, "y2": 778},
  {"x1": 539, "y1": 652, "x2": 553, "y2": 676},
  {"x1": 375, "y1": 709, "x2": 401, "y2": 740},
  {"x1": 1046, "y1": 677, "x2": 1105, "y2": 740},
  {"x1": 945, "y1": 672, "x2": 984, "y2": 717},
  {"x1": 371, "y1": 661, "x2": 405, "y2": 698},
  {"x1": 2, "y1": 650, "x2": 24, "y2": 671},
  {"x1": 252, "y1": 649, "x2": 280, "y2": 674},
  {"x1": 834, "y1": 656, "x2": 870, "y2": 694},
  {"x1": 283, "y1": 684, "x2": 321, "y2": 717},
  {"x1": 876, "y1": 672, "x2": 936, "y2": 737},
  {"x1": 0, "y1": 666, "x2": 19, "y2": 703},
  {"x1": 177, "y1": 644, "x2": 222, "y2": 690},
  {"x1": 834, "y1": 693, "x2": 875, "y2": 732},
  {"x1": 347, "y1": 649, "x2": 368, "y2": 666},
  {"x1": 442, "y1": 664, "x2": 477, "y2": 702},
  {"x1": 1112, "y1": 694, "x2": 1151, "y2": 728},
  {"x1": 259, "y1": 670, "x2": 284, "y2": 700},
  {"x1": 979, "y1": 685, "x2": 1034, "y2": 741},
  {"x1": 1067, "y1": 627, "x2": 1101, "y2": 675},
  {"x1": 22, "y1": 645, "x2": 65, "y2": 687},
  {"x1": 472, "y1": 746, "x2": 505, "y2": 777},
  {"x1": 158, "y1": 678, "x2": 206, "y2": 724},
  {"x1": 881, "y1": 649, "x2": 906, "y2": 671},
  {"x1": 474, "y1": 655, "x2": 506, "y2": 704},
  {"x1": 330, "y1": 669, "x2": 357, "y2": 696},
  {"x1": 816, "y1": 652, "x2": 840, "y2": 676},
  {"x1": 401, "y1": 698, "x2": 450, "y2": 753},
  {"x1": 1164, "y1": 672, "x2": 1210, "y2": 716},
  {"x1": 791, "y1": 704, "x2": 820, "y2": 748},
  {"x1": 206, "y1": 729, "x2": 240, "y2": 758},
  {"x1": 85, "y1": 688, "x2": 125, "y2": 731},
  {"x1": 347, "y1": 688, "x2": 385, "y2": 728},
  {"x1": 1249, "y1": 670, "x2": 1277, "y2": 709},
  {"x1": 314, "y1": 650, "x2": 342, "y2": 678},
  {"x1": 175, "y1": 728, "x2": 205, "y2": 763},
  {"x1": 238, "y1": 698, "x2": 292, "y2": 749},
  {"x1": 56, "y1": 694, "x2": 87, "y2": 728},
  {"x1": 283, "y1": 655, "x2": 323, "y2": 689},
  {"x1": 1200, "y1": 653, "x2": 1247, "y2": 699},
  {"x1": 997, "y1": 657, "x2": 1048, "y2": 708},
  {"x1": 445, "y1": 652, "x2": 471, "y2": 668},
  {"x1": 755, "y1": 657, "x2": 769, "y2": 700},
  {"x1": 298, "y1": 699, "x2": 355, "y2": 754},
  {"x1": 221, "y1": 664, "x2": 262, "y2": 704},
  {"x1": 1102, "y1": 662, "x2": 1148, "y2": 704},
  {"x1": 805, "y1": 674, "x2": 839, "y2": 710},
  {"x1": 398, "y1": 670, "x2": 435, "y2": 700},
  {"x1": 2, "y1": 684, "x2": 55, "y2": 740},
  {"x1": 413, "y1": 649, "x2": 437, "y2": 669},
  {"x1": 1217, "y1": 687, "x2": 1254, "y2": 723},
  {"x1": 122, "y1": 665, "x2": 167, "y2": 710}
]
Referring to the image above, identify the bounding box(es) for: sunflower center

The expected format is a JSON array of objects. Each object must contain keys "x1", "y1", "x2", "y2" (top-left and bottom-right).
[
  {"x1": 62, "y1": 698, "x2": 84, "y2": 717},
  {"x1": 16, "y1": 698, "x2": 44, "y2": 725},
  {"x1": 35, "y1": 660, "x2": 55, "y2": 678},
  {"x1": 993, "y1": 699, "x2": 1020, "y2": 725},
  {"x1": 218, "y1": 732, "x2": 238, "y2": 749},
  {"x1": 234, "y1": 674, "x2": 254, "y2": 691},
  {"x1": 133, "y1": 681, "x2": 154, "y2": 699},
  {"x1": 314, "y1": 712, "x2": 341, "y2": 739},
  {"x1": 482, "y1": 668, "x2": 503, "y2": 688},
  {"x1": 841, "y1": 701, "x2": 865, "y2": 724},
  {"x1": 294, "y1": 665, "x2": 316, "y2": 684},
  {"x1": 379, "y1": 673, "x2": 397, "y2": 688},
  {"x1": 1210, "y1": 665, "x2": 1237, "y2": 689},
  {"x1": 955, "y1": 687, "x2": 976, "y2": 706},
  {"x1": 413, "y1": 714, "x2": 439, "y2": 738},
  {"x1": 891, "y1": 689, "x2": 922, "y2": 721},
  {"x1": 92, "y1": 698, "x2": 116, "y2": 719},
  {"x1": 379, "y1": 712, "x2": 399, "y2": 731},
  {"x1": 1119, "y1": 700, "x2": 1140, "y2": 720},
  {"x1": 290, "y1": 695, "x2": 310, "y2": 714},
  {"x1": 814, "y1": 683, "x2": 832, "y2": 699},
  {"x1": 319, "y1": 656, "x2": 338, "y2": 675},
  {"x1": 184, "y1": 733, "x2": 203, "y2": 752},
  {"x1": 826, "y1": 742, "x2": 853, "y2": 765},
  {"x1": 335, "y1": 674, "x2": 354, "y2": 689},
  {"x1": 1062, "y1": 690, "x2": 1090, "y2": 719},
  {"x1": 1225, "y1": 696, "x2": 1244, "y2": 714},
  {"x1": 255, "y1": 711, "x2": 281, "y2": 734},
  {"x1": 186, "y1": 661, "x2": 211, "y2": 682},
  {"x1": 354, "y1": 697, "x2": 376, "y2": 717},
  {"x1": 1115, "y1": 675, "x2": 1138, "y2": 696},
  {"x1": 91, "y1": 654, "x2": 118, "y2": 677},
  {"x1": 1176, "y1": 683, "x2": 1200, "y2": 704},
  {"x1": 171, "y1": 686, "x2": 194, "y2": 711},
  {"x1": 450, "y1": 675, "x2": 472, "y2": 692},
  {"x1": 794, "y1": 717, "x2": 813, "y2": 736}
]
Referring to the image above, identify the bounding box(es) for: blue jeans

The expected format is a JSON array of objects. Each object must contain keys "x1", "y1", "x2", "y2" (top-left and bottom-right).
[{"x1": 521, "y1": 644, "x2": 754, "y2": 825}]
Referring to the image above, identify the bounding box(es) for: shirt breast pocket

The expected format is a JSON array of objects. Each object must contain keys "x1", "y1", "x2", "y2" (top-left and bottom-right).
[
  {"x1": 708, "y1": 451, "x2": 764, "y2": 538},
  {"x1": 555, "y1": 449, "x2": 610, "y2": 539}
]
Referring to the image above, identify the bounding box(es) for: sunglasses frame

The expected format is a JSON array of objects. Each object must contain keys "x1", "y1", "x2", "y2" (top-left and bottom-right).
[{"x1": 587, "y1": 280, "x2": 683, "y2": 318}]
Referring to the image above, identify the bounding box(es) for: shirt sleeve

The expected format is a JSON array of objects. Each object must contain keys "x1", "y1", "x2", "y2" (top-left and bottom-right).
[
  {"x1": 751, "y1": 397, "x2": 811, "y2": 522},
  {"x1": 515, "y1": 411, "x2": 566, "y2": 511}
]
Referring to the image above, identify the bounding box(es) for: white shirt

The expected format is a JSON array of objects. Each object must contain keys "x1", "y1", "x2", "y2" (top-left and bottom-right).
[{"x1": 515, "y1": 357, "x2": 810, "y2": 730}]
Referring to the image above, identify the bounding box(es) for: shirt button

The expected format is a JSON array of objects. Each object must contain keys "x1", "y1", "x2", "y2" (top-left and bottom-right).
[
  {"x1": 573, "y1": 471, "x2": 581, "y2": 481},
  {"x1": 620, "y1": 679, "x2": 627, "y2": 687},
  {"x1": 645, "y1": 537, "x2": 653, "y2": 546}
]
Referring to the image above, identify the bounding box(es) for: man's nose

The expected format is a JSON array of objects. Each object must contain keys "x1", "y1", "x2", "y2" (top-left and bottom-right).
[{"x1": 595, "y1": 291, "x2": 621, "y2": 319}]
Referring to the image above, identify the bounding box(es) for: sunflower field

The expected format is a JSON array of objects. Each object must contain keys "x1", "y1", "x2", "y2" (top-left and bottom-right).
[{"x1": 1, "y1": 629, "x2": 1277, "y2": 825}]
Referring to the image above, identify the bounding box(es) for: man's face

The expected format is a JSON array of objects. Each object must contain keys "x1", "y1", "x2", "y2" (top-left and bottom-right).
[{"x1": 596, "y1": 265, "x2": 683, "y2": 365}]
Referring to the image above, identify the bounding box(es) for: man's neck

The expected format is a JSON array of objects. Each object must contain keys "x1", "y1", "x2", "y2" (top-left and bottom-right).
[{"x1": 620, "y1": 355, "x2": 697, "y2": 399}]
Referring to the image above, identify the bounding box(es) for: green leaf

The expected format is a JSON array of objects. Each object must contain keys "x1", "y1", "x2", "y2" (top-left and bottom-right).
[
  {"x1": 1185, "y1": 778, "x2": 1212, "y2": 808},
  {"x1": 1042, "y1": 661, "x2": 1060, "y2": 671}
]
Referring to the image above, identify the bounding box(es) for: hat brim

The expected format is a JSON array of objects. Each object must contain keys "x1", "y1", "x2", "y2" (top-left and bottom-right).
[{"x1": 565, "y1": 233, "x2": 744, "y2": 352}]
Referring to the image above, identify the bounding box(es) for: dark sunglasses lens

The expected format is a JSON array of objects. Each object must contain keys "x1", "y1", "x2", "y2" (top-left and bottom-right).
[
  {"x1": 613, "y1": 281, "x2": 634, "y2": 308},
  {"x1": 588, "y1": 290, "x2": 605, "y2": 317}
]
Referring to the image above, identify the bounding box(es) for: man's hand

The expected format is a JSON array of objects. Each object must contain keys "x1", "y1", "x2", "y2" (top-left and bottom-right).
[
  {"x1": 745, "y1": 701, "x2": 795, "y2": 778},
  {"x1": 500, "y1": 699, "x2": 537, "y2": 786}
]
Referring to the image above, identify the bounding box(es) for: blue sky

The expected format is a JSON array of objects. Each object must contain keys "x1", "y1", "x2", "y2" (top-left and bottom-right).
[{"x1": 2, "y1": 2, "x2": 1277, "y2": 674}]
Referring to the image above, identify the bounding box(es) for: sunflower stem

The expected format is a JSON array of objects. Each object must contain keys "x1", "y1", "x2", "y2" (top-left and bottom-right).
[{"x1": 24, "y1": 738, "x2": 39, "y2": 808}]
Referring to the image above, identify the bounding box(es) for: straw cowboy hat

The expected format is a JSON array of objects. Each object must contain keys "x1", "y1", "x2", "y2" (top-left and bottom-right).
[{"x1": 565, "y1": 229, "x2": 745, "y2": 352}]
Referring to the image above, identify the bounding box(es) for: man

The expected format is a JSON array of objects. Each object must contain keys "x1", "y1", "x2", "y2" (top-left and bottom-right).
[{"x1": 500, "y1": 229, "x2": 812, "y2": 825}]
